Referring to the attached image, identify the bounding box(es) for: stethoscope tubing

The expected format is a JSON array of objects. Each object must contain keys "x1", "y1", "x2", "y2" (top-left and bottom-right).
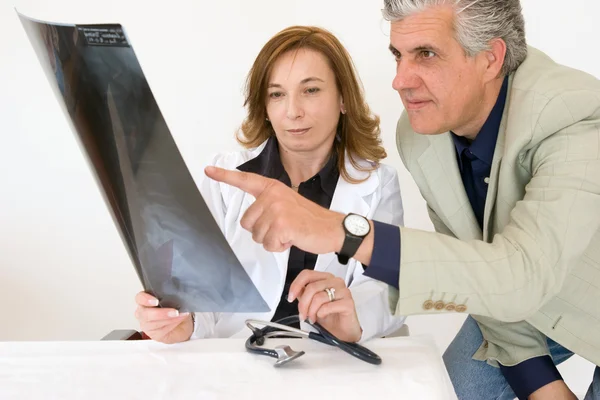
[{"x1": 245, "y1": 316, "x2": 382, "y2": 365}]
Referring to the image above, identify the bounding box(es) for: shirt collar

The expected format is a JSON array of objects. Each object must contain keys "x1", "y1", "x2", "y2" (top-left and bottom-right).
[
  {"x1": 237, "y1": 136, "x2": 287, "y2": 181},
  {"x1": 237, "y1": 136, "x2": 339, "y2": 198},
  {"x1": 451, "y1": 75, "x2": 509, "y2": 166}
]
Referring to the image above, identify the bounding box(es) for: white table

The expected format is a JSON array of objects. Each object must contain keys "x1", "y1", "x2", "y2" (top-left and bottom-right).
[{"x1": 0, "y1": 336, "x2": 457, "y2": 399}]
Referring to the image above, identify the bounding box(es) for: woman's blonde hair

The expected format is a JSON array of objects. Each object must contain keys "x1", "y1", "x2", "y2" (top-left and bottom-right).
[{"x1": 237, "y1": 25, "x2": 386, "y2": 182}]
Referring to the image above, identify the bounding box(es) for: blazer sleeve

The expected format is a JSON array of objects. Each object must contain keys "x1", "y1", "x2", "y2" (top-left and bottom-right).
[
  {"x1": 350, "y1": 165, "x2": 407, "y2": 341},
  {"x1": 390, "y1": 90, "x2": 600, "y2": 322}
]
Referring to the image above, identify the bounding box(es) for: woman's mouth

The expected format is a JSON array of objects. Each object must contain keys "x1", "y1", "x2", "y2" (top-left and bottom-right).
[{"x1": 286, "y1": 128, "x2": 311, "y2": 135}]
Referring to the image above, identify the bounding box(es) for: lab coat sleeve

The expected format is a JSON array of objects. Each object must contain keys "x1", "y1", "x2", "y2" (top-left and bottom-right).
[
  {"x1": 188, "y1": 152, "x2": 232, "y2": 339},
  {"x1": 189, "y1": 312, "x2": 218, "y2": 339},
  {"x1": 350, "y1": 166, "x2": 407, "y2": 342}
]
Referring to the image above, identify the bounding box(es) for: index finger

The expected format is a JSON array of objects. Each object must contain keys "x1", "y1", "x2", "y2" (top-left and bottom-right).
[
  {"x1": 205, "y1": 166, "x2": 270, "y2": 198},
  {"x1": 288, "y1": 270, "x2": 334, "y2": 302}
]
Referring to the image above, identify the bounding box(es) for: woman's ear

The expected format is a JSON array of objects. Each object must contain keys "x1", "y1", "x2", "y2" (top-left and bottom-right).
[{"x1": 340, "y1": 98, "x2": 346, "y2": 114}]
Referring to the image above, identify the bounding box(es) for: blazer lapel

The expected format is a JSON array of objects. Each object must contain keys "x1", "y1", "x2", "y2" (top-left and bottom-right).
[
  {"x1": 482, "y1": 76, "x2": 515, "y2": 241},
  {"x1": 313, "y1": 157, "x2": 375, "y2": 273},
  {"x1": 418, "y1": 133, "x2": 482, "y2": 241},
  {"x1": 482, "y1": 124, "x2": 505, "y2": 242}
]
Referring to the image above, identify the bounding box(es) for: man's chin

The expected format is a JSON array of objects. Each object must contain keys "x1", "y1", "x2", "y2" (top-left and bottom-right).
[{"x1": 408, "y1": 119, "x2": 447, "y2": 135}]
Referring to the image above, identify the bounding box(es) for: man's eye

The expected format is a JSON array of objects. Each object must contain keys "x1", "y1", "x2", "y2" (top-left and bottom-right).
[{"x1": 421, "y1": 51, "x2": 436, "y2": 59}]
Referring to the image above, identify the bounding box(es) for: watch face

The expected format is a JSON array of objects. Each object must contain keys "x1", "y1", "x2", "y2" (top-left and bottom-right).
[{"x1": 344, "y1": 214, "x2": 370, "y2": 236}]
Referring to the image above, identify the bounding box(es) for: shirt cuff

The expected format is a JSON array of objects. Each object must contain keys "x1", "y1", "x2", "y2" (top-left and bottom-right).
[
  {"x1": 499, "y1": 355, "x2": 563, "y2": 400},
  {"x1": 362, "y1": 220, "x2": 400, "y2": 290}
]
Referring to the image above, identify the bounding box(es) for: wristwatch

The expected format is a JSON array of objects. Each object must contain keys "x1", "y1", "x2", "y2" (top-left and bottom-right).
[{"x1": 336, "y1": 213, "x2": 371, "y2": 265}]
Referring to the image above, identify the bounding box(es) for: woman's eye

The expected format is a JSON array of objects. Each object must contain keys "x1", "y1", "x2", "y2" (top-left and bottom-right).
[
  {"x1": 306, "y1": 87, "x2": 320, "y2": 94},
  {"x1": 269, "y1": 92, "x2": 283, "y2": 99}
]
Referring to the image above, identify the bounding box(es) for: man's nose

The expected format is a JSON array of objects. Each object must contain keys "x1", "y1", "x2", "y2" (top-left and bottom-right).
[{"x1": 392, "y1": 60, "x2": 421, "y2": 92}]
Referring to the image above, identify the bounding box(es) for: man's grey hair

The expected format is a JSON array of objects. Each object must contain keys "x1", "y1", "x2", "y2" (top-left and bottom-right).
[{"x1": 383, "y1": 0, "x2": 527, "y2": 76}]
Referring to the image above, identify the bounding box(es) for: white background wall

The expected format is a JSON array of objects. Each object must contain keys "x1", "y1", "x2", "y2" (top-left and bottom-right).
[{"x1": 1, "y1": 0, "x2": 598, "y2": 397}]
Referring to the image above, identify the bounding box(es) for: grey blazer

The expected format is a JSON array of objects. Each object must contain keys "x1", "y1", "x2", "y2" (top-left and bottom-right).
[{"x1": 389, "y1": 46, "x2": 600, "y2": 367}]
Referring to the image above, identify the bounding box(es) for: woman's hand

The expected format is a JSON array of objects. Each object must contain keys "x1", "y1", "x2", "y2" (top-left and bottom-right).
[
  {"x1": 134, "y1": 292, "x2": 193, "y2": 344},
  {"x1": 288, "y1": 270, "x2": 363, "y2": 342}
]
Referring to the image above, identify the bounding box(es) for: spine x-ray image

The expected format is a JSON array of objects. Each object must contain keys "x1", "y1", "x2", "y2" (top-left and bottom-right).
[{"x1": 18, "y1": 12, "x2": 269, "y2": 313}]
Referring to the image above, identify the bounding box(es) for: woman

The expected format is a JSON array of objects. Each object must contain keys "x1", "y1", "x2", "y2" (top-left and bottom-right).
[{"x1": 134, "y1": 26, "x2": 405, "y2": 344}]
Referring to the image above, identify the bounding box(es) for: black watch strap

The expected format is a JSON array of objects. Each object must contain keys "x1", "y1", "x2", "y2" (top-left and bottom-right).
[{"x1": 337, "y1": 233, "x2": 364, "y2": 264}]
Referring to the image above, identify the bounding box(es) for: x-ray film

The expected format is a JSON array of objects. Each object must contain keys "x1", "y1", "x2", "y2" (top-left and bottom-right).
[{"x1": 17, "y1": 12, "x2": 269, "y2": 313}]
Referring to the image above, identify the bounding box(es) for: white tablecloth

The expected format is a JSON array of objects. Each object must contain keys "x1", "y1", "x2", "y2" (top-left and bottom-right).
[{"x1": 0, "y1": 335, "x2": 457, "y2": 399}]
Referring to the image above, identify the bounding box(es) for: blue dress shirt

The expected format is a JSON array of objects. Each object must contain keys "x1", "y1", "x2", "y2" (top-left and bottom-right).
[{"x1": 363, "y1": 76, "x2": 561, "y2": 399}]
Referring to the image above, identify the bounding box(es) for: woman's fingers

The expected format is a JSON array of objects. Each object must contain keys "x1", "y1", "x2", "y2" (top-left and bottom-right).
[
  {"x1": 133, "y1": 291, "x2": 193, "y2": 343},
  {"x1": 135, "y1": 305, "x2": 187, "y2": 323},
  {"x1": 296, "y1": 276, "x2": 345, "y2": 321},
  {"x1": 135, "y1": 291, "x2": 159, "y2": 307}
]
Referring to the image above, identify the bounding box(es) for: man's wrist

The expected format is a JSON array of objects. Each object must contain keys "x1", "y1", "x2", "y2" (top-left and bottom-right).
[
  {"x1": 350, "y1": 220, "x2": 374, "y2": 266},
  {"x1": 331, "y1": 213, "x2": 374, "y2": 265}
]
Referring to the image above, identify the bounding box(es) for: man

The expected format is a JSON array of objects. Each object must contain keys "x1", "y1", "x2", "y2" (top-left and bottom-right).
[{"x1": 205, "y1": 0, "x2": 600, "y2": 398}]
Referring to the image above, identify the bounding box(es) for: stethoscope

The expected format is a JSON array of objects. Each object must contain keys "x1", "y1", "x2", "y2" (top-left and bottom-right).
[{"x1": 245, "y1": 315, "x2": 382, "y2": 366}]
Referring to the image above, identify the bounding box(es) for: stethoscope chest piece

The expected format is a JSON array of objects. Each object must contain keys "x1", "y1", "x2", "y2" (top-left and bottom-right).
[{"x1": 273, "y1": 345, "x2": 305, "y2": 366}]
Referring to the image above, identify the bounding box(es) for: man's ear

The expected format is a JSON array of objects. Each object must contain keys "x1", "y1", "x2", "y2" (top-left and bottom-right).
[{"x1": 482, "y1": 38, "x2": 507, "y2": 82}]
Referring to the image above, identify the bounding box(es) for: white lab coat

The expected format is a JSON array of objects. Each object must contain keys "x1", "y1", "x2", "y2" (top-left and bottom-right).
[{"x1": 192, "y1": 140, "x2": 406, "y2": 342}]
